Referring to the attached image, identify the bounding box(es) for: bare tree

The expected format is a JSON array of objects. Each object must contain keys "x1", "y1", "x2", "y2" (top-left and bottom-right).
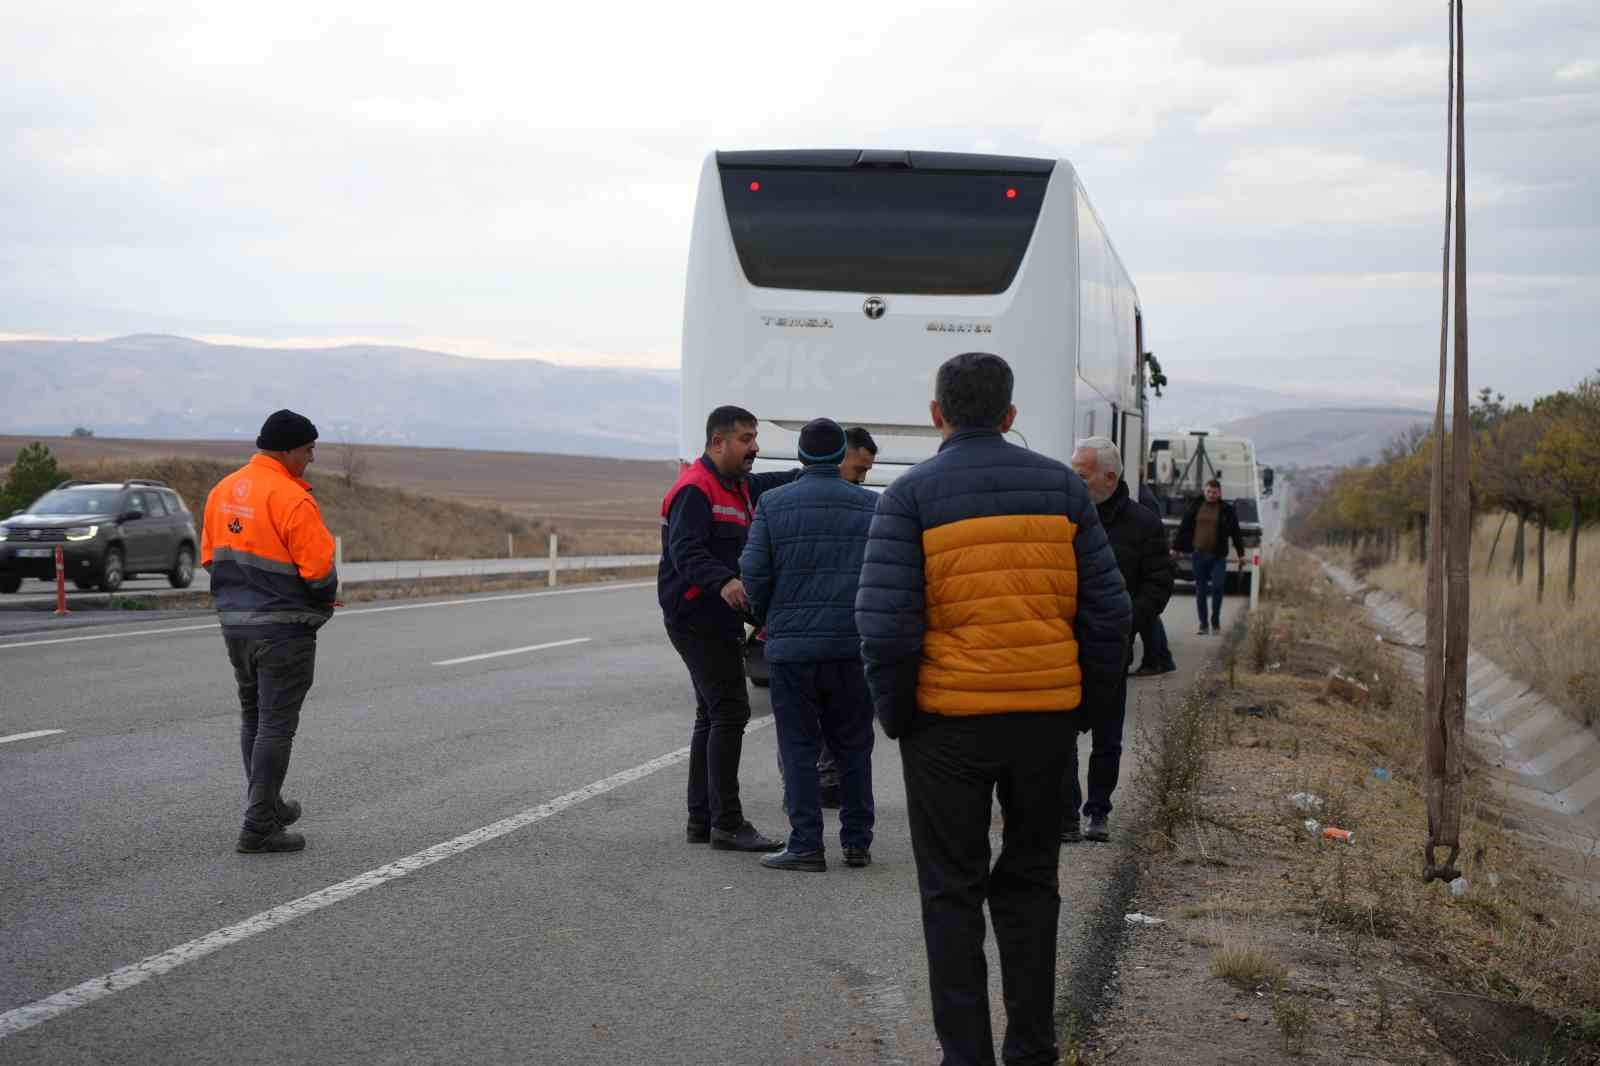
[{"x1": 338, "y1": 441, "x2": 370, "y2": 489}]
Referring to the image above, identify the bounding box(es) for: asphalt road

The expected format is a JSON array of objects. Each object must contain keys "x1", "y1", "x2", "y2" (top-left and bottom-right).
[{"x1": 0, "y1": 580, "x2": 1233, "y2": 1064}]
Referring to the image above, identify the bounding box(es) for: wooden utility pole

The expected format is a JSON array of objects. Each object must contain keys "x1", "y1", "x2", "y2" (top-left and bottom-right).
[{"x1": 1424, "y1": 0, "x2": 1469, "y2": 883}]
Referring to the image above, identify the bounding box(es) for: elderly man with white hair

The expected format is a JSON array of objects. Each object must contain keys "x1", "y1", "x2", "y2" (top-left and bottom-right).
[{"x1": 1064, "y1": 436, "x2": 1175, "y2": 842}]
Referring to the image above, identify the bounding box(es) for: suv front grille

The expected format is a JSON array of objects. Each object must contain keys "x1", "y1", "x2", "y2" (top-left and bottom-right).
[{"x1": 15, "y1": 529, "x2": 68, "y2": 542}]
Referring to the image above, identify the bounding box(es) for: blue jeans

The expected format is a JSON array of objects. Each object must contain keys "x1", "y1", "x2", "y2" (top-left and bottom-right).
[
  {"x1": 769, "y1": 659, "x2": 875, "y2": 854},
  {"x1": 1192, "y1": 552, "x2": 1227, "y2": 629}
]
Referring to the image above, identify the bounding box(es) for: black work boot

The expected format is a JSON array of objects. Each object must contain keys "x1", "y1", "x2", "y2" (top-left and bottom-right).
[
  {"x1": 277, "y1": 799, "x2": 303, "y2": 828},
  {"x1": 710, "y1": 821, "x2": 782, "y2": 852},
  {"x1": 843, "y1": 847, "x2": 871, "y2": 868},
  {"x1": 760, "y1": 848, "x2": 826, "y2": 873},
  {"x1": 686, "y1": 823, "x2": 711, "y2": 844},
  {"x1": 1061, "y1": 821, "x2": 1083, "y2": 844},
  {"x1": 236, "y1": 828, "x2": 306, "y2": 853},
  {"x1": 1085, "y1": 816, "x2": 1111, "y2": 842}
]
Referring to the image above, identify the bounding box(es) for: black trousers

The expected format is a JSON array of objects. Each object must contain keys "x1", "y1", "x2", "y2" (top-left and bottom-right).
[
  {"x1": 1064, "y1": 674, "x2": 1128, "y2": 822},
  {"x1": 900, "y1": 712, "x2": 1074, "y2": 1066},
  {"x1": 667, "y1": 623, "x2": 751, "y2": 833},
  {"x1": 225, "y1": 632, "x2": 317, "y2": 834}
]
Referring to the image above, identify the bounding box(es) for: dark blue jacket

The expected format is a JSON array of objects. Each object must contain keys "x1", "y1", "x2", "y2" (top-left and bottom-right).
[
  {"x1": 739, "y1": 465, "x2": 879, "y2": 663},
  {"x1": 657, "y1": 456, "x2": 797, "y2": 636},
  {"x1": 855, "y1": 430, "x2": 1132, "y2": 738}
]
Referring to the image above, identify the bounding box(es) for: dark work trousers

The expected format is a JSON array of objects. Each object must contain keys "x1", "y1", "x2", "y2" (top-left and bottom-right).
[
  {"x1": 1064, "y1": 675, "x2": 1129, "y2": 823},
  {"x1": 1192, "y1": 551, "x2": 1227, "y2": 629},
  {"x1": 226, "y1": 632, "x2": 317, "y2": 835},
  {"x1": 817, "y1": 741, "x2": 840, "y2": 790},
  {"x1": 1137, "y1": 614, "x2": 1175, "y2": 670},
  {"x1": 667, "y1": 624, "x2": 752, "y2": 833},
  {"x1": 768, "y1": 660, "x2": 875, "y2": 854},
  {"x1": 900, "y1": 711, "x2": 1074, "y2": 1066}
]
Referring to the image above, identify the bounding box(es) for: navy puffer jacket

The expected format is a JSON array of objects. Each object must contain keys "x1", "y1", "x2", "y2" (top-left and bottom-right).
[
  {"x1": 854, "y1": 430, "x2": 1132, "y2": 738},
  {"x1": 739, "y1": 465, "x2": 879, "y2": 663}
]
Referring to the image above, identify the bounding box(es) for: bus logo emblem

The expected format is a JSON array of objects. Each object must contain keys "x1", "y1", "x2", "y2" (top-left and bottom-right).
[{"x1": 863, "y1": 297, "x2": 887, "y2": 320}]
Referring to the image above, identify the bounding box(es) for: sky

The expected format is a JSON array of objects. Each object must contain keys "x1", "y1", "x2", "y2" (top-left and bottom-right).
[{"x1": 3, "y1": 1, "x2": 1597, "y2": 406}]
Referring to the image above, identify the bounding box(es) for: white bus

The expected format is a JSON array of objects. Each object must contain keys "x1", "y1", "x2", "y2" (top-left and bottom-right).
[{"x1": 679, "y1": 149, "x2": 1149, "y2": 485}]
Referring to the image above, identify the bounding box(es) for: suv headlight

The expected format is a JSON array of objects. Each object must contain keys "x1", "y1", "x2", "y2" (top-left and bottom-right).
[{"x1": 64, "y1": 525, "x2": 99, "y2": 541}]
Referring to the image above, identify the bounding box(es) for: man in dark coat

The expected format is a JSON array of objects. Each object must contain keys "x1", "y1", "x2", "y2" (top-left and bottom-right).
[
  {"x1": 1172, "y1": 478, "x2": 1245, "y2": 635},
  {"x1": 1065, "y1": 437, "x2": 1174, "y2": 843},
  {"x1": 856, "y1": 353, "x2": 1131, "y2": 1066},
  {"x1": 1133, "y1": 481, "x2": 1177, "y2": 675},
  {"x1": 740, "y1": 418, "x2": 879, "y2": 872},
  {"x1": 659, "y1": 405, "x2": 797, "y2": 852}
]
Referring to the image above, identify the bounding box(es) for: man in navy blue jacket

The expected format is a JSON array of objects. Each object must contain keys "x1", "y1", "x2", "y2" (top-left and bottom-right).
[
  {"x1": 740, "y1": 418, "x2": 880, "y2": 873},
  {"x1": 659, "y1": 405, "x2": 797, "y2": 852}
]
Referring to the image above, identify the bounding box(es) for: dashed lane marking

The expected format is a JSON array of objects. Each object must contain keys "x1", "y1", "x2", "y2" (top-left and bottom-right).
[
  {"x1": 0, "y1": 715, "x2": 775, "y2": 1040},
  {"x1": 0, "y1": 581, "x2": 654, "y2": 652},
  {"x1": 433, "y1": 636, "x2": 591, "y2": 666},
  {"x1": 0, "y1": 729, "x2": 65, "y2": 746}
]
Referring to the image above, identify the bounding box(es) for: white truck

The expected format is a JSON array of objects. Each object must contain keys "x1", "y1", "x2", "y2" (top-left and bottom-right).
[{"x1": 1147, "y1": 431, "x2": 1268, "y2": 592}]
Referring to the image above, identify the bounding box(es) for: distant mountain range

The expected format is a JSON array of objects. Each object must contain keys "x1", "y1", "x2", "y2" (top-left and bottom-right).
[
  {"x1": 0, "y1": 334, "x2": 678, "y2": 459},
  {"x1": 0, "y1": 334, "x2": 1427, "y2": 466}
]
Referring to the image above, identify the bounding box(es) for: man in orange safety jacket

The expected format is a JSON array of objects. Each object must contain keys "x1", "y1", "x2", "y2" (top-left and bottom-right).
[{"x1": 202, "y1": 409, "x2": 338, "y2": 854}]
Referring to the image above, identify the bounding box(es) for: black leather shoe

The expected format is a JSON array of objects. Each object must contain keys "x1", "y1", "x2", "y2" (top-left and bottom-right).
[
  {"x1": 820, "y1": 784, "x2": 842, "y2": 810},
  {"x1": 236, "y1": 828, "x2": 306, "y2": 853},
  {"x1": 1085, "y1": 816, "x2": 1111, "y2": 842},
  {"x1": 277, "y1": 799, "x2": 302, "y2": 828},
  {"x1": 710, "y1": 822, "x2": 782, "y2": 852},
  {"x1": 761, "y1": 848, "x2": 826, "y2": 872},
  {"x1": 686, "y1": 824, "x2": 710, "y2": 844},
  {"x1": 1061, "y1": 822, "x2": 1083, "y2": 844},
  {"x1": 844, "y1": 847, "x2": 871, "y2": 868}
]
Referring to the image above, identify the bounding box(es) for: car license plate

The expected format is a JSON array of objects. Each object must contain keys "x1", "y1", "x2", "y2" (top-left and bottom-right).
[{"x1": 16, "y1": 548, "x2": 54, "y2": 558}]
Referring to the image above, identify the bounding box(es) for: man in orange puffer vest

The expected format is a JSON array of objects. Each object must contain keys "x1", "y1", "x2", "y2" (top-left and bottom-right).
[{"x1": 202, "y1": 409, "x2": 338, "y2": 854}]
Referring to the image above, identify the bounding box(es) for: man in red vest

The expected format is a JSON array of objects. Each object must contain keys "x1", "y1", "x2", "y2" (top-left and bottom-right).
[{"x1": 660, "y1": 405, "x2": 797, "y2": 851}]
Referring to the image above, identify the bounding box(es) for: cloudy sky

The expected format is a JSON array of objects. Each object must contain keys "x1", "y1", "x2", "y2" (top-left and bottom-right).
[{"x1": 3, "y1": 1, "x2": 1596, "y2": 405}]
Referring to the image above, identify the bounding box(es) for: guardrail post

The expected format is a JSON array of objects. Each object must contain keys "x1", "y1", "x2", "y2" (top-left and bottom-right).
[
  {"x1": 335, "y1": 535, "x2": 344, "y2": 569},
  {"x1": 1250, "y1": 551, "x2": 1262, "y2": 612},
  {"x1": 507, "y1": 532, "x2": 514, "y2": 559},
  {"x1": 54, "y1": 546, "x2": 70, "y2": 615},
  {"x1": 548, "y1": 533, "x2": 558, "y2": 588}
]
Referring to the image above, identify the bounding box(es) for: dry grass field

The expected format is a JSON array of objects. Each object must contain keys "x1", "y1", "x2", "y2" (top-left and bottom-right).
[
  {"x1": 1359, "y1": 518, "x2": 1600, "y2": 728},
  {"x1": 1, "y1": 434, "x2": 672, "y2": 556}
]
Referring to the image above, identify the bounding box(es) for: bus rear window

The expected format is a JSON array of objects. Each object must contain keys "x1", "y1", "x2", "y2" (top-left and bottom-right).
[{"x1": 718, "y1": 167, "x2": 1049, "y2": 295}]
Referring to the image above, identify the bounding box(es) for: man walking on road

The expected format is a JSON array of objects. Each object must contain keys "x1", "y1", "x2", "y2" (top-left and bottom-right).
[
  {"x1": 1173, "y1": 478, "x2": 1245, "y2": 635},
  {"x1": 202, "y1": 410, "x2": 339, "y2": 854},
  {"x1": 1064, "y1": 437, "x2": 1173, "y2": 844},
  {"x1": 660, "y1": 406, "x2": 797, "y2": 852},
  {"x1": 856, "y1": 353, "x2": 1131, "y2": 1066},
  {"x1": 739, "y1": 418, "x2": 879, "y2": 873}
]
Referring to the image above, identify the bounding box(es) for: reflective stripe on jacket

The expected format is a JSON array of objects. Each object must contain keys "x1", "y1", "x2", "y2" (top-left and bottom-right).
[{"x1": 201, "y1": 454, "x2": 337, "y2": 634}]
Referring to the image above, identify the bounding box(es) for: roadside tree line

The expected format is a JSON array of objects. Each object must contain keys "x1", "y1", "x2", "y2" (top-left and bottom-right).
[{"x1": 1296, "y1": 374, "x2": 1600, "y2": 605}]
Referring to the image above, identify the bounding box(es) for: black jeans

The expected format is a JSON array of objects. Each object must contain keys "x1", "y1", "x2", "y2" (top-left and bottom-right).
[
  {"x1": 1136, "y1": 614, "x2": 1175, "y2": 670},
  {"x1": 1192, "y1": 551, "x2": 1226, "y2": 628},
  {"x1": 768, "y1": 660, "x2": 875, "y2": 854},
  {"x1": 226, "y1": 632, "x2": 317, "y2": 835},
  {"x1": 900, "y1": 712, "x2": 1073, "y2": 1066},
  {"x1": 667, "y1": 624, "x2": 752, "y2": 833},
  {"x1": 1064, "y1": 675, "x2": 1128, "y2": 822}
]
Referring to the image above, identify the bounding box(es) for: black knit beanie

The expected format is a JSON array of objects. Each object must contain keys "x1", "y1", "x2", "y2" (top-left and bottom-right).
[
  {"x1": 256, "y1": 409, "x2": 319, "y2": 451},
  {"x1": 797, "y1": 418, "x2": 847, "y2": 465}
]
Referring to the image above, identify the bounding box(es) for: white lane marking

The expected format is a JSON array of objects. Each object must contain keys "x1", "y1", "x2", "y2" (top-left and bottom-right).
[
  {"x1": 0, "y1": 715, "x2": 775, "y2": 1040},
  {"x1": 0, "y1": 729, "x2": 65, "y2": 746},
  {"x1": 0, "y1": 581, "x2": 654, "y2": 652},
  {"x1": 433, "y1": 637, "x2": 591, "y2": 667}
]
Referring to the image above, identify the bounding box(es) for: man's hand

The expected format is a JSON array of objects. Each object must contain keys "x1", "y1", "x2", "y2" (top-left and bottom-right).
[{"x1": 720, "y1": 579, "x2": 750, "y2": 612}]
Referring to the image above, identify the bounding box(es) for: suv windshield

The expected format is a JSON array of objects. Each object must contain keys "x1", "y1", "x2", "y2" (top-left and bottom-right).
[{"x1": 24, "y1": 488, "x2": 125, "y2": 516}]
